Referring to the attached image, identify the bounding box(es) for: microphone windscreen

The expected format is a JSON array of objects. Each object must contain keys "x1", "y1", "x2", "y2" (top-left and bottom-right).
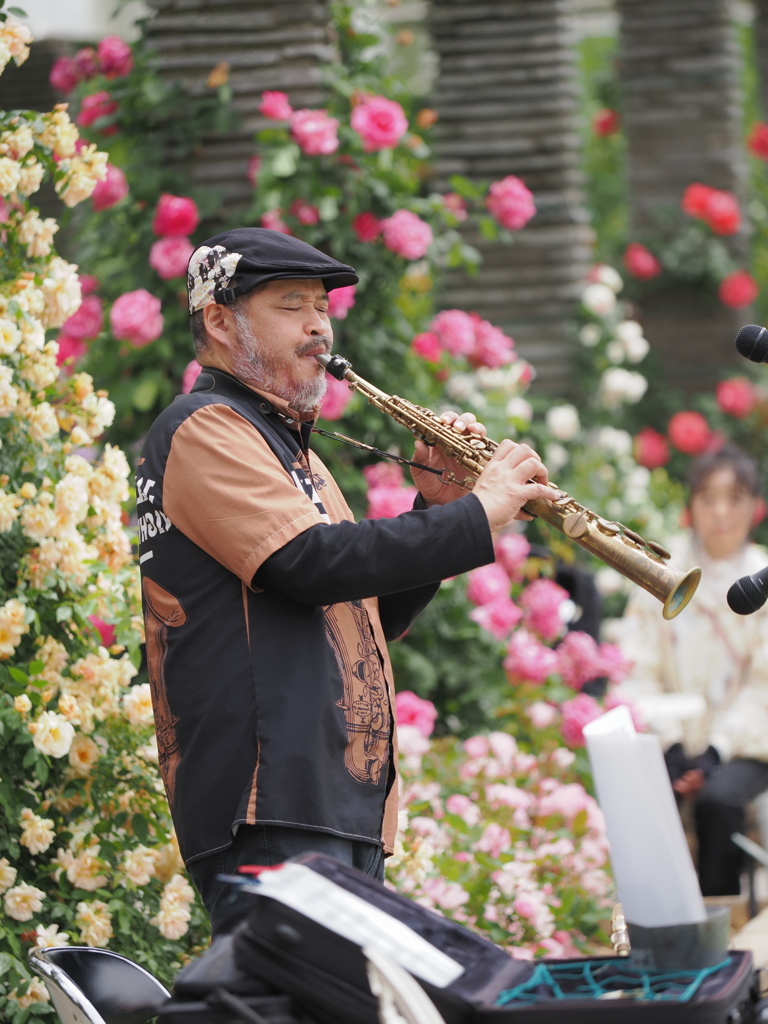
[
  {"x1": 735, "y1": 324, "x2": 768, "y2": 363},
  {"x1": 727, "y1": 575, "x2": 766, "y2": 615}
]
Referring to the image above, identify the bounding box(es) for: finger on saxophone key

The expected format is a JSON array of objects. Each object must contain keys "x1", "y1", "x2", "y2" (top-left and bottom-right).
[{"x1": 472, "y1": 441, "x2": 553, "y2": 532}]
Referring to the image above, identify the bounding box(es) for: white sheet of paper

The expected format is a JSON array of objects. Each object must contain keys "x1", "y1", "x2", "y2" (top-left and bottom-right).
[
  {"x1": 254, "y1": 863, "x2": 465, "y2": 988},
  {"x1": 584, "y1": 705, "x2": 706, "y2": 927}
]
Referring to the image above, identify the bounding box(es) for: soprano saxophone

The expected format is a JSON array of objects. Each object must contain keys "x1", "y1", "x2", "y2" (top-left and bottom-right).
[{"x1": 317, "y1": 352, "x2": 701, "y2": 620}]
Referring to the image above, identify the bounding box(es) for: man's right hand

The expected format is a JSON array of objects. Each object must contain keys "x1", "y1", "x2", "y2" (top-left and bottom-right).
[{"x1": 471, "y1": 440, "x2": 553, "y2": 533}]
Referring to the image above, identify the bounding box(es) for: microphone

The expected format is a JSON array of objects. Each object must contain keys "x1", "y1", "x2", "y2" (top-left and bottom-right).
[
  {"x1": 735, "y1": 324, "x2": 768, "y2": 363},
  {"x1": 727, "y1": 565, "x2": 768, "y2": 614}
]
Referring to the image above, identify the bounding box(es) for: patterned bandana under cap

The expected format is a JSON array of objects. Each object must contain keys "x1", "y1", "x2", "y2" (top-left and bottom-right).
[{"x1": 186, "y1": 226, "x2": 358, "y2": 315}]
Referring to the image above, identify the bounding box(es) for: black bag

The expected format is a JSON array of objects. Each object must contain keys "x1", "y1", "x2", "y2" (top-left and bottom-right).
[{"x1": 229, "y1": 852, "x2": 763, "y2": 1024}]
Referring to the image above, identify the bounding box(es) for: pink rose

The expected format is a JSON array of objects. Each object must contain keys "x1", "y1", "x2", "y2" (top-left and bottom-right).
[
  {"x1": 560, "y1": 692, "x2": 603, "y2": 747},
  {"x1": 624, "y1": 242, "x2": 661, "y2": 280},
  {"x1": 429, "y1": 309, "x2": 476, "y2": 357},
  {"x1": 327, "y1": 284, "x2": 357, "y2": 320},
  {"x1": 350, "y1": 95, "x2": 408, "y2": 152},
  {"x1": 97, "y1": 35, "x2": 133, "y2": 79},
  {"x1": 599, "y1": 642, "x2": 630, "y2": 686},
  {"x1": 705, "y1": 190, "x2": 740, "y2": 235},
  {"x1": 411, "y1": 332, "x2": 442, "y2": 363},
  {"x1": 494, "y1": 533, "x2": 530, "y2": 578},
  {"x1": 149, "y1": 235, "x2": 195, "y2": 280},
  {"x1": 259, "y1": 91, "x2": 293, "y2": 120},
  {"x1": 362, "y1": 462, "x2": 403, "y2": 489},
  {"x1": 181, "y1": 359, "x2": 201, "y2": 394},
  {"x1": 668, "y1": 410, "x2": 710, "y2": 455},
  {"x1": 289, "y1": 199, "x2": 320, "y2": 226},
  {"x1": 474, "y1": 822, "x2": 511, "y2": 859},
  {"x1": 395, "y1": 690, "x2": 437, "y2": 738},
  {"x1": 55, "y1": 333, "x2": 88, "y2": 369},
  {"x1": 633, "y1": 427, "x2": 669, "y2": 470},
  {"x1": 152, "y1": 194, "x2": 199, "y2": 237},
  {"x1": 366, "y1": 484, "x2": 418, "y2": 519},
  {"x1": 78, "y1": 275, "x2": 99, "y2": 296},
  {"x1": 442, "y1": 193, "x2": 467, "y2": 221},
  {"x1": 247, "y1": 156, "x2": 261, "y2": 187},
  {"x1": 319, "y1": 374, "x2": 353, "y2": 420},
  {"x1": 469, "y1": 597, "x2": 522, "y2": 640},
  {"x1": 503, "y1": 629, "x2": 559, "y2": 684},
  {"x1": 110, "y1": 289, "x2": 164, "y2": 347},
  {"x1": 537, "y1": 780, "x2": 593, "y2": 821},
  {"x1": 352, "y1": 212, "x2": 382, "y2": 242},
  {"x1": 88, "y1": 615, "x2": 116, "y2": 648},
  {"x1": 49, "y1": 56, "x2": 81, "y2": 94},
  {"x1": 91, "y1": 163, "x2": 128, "y2": 211},
  {"x1": 463, "y1": 735, "x2": 489, "y2": 760},
  {"x1": 716, "y1": 377, "x2": 756, "y2": 418},
  {"x1": 381, "y1": 210, "x2": 432, "y2": 260},
  {"x1": 261, "y1": 209, "x2": 291, "y2": 234},
  {"x1": 466, "y1": 563, "x2": 510, "y2": 606},
  {"x1": 520, "y1": 577, "x2": 569, "y2": 641},
  {"x1": 76, "y1": 91, "x2": 118, "y2": 129},
  {"x1": 556, "y1": 631, "x2": 604, "y2": 690},
  {"x1": 290, "y1": 108, "x2": 340, "y2": 156},
  {"x1": 485, "y1": 175, "x2": 536, "y2": 231},
  {"x1": 469, "y1": 315, "x2": 515, "y2": 368},
  {"x1": 445, "y1": 794, "x2": 480, "y2": 826},
  {"x1": 74, "y1": 47, "x2": 100, "y2": 78},
  {"x1": 526, "y1": 700, "x2": 558, "y2": 729},
  {"x1": 593, "y1": 108, "x2": 620, "y2": 136},
  {"x1": 719, "y1": 270, "x2": 758, "y2": 309},
  {"x1": 62, "y1": 295, "x2": 103, "y2": 340}
]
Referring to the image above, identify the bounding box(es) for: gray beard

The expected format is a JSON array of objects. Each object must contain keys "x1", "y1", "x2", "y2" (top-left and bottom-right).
[{"x1": 231, "y1": 308, "x2": 329, "y2": 412}]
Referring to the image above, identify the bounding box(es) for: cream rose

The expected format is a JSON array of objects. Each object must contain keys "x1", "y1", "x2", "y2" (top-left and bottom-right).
[
  {"x1": 29, "y1": 709, "x2": 75, "y2": 758},
  {"x1": 4, "y1": 880, "x2": 45, "y2": 921}
]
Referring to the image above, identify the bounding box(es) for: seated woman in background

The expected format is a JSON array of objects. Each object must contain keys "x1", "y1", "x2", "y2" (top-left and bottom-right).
[{"x1": 617, "y1": 444, "x2": 768, "y2": 896}]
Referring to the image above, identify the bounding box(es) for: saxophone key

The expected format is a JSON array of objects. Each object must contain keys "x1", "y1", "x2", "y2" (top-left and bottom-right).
[{"x1": 563, "y1": 511, "x2": 589, "y2": 539}]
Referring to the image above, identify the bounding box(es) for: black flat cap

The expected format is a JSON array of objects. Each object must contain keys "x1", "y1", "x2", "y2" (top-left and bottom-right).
[{"x1": 187, "y1": 227, "x2": 358, "y2": 315}]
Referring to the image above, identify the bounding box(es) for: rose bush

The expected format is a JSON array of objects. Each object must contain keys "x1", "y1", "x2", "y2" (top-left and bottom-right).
[{"x1": 0, "y1": 24, "x2": 206, "y2": 1020}]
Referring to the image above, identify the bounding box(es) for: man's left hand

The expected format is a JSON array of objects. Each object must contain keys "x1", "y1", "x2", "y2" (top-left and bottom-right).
[{"x1": 410, "y1": 411, "x2": 486, "y2": 506}]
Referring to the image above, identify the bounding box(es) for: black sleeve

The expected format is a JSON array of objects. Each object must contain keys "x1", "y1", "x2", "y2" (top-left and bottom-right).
[{"x1": 252, "y1": 492, "x2": 494, "y2": 614}]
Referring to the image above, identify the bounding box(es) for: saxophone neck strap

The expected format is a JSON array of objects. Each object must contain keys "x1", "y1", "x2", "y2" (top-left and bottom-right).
[{"x1": 310, "y1": 426, "x2": 454, "y2": 483}]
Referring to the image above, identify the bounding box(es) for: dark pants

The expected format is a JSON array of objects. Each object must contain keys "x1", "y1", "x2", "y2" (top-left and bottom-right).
[
  {"x1": 694, "y1": 758, "x2": 768, "y2": 896},
  {"x1": 187, "y1": 824, "x2": 385, "y2": 937}
]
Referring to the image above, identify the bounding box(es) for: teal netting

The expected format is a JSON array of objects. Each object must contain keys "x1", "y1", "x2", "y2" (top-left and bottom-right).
[{"x1": 495, "y1": 957, "x2": 731, "y2": 1005}]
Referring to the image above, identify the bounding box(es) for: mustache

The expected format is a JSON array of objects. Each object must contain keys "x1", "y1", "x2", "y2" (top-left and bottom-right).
[{"x1": 297, "y1": 336, "x2": 332, "y2": 358}]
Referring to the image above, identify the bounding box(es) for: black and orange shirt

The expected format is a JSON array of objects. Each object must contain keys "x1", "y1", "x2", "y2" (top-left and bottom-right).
[{"x1": 137, "y1": 367, "x2": 494, "y2": 866}]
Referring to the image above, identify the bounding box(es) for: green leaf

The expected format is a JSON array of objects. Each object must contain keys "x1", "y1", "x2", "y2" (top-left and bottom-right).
[
  {"x1": 318, "y1": 195, "x2": 339, "y2": 221},
  {"x1": 7, "y1": 667, "x2": 27, "y2": 684},
  {"x1": 271, "y1": 145, "x2": 299, "y2": 178},
  {"x1": 27, "y1": 661, "x2": 43, "y2": 675},
  {"x1": 131, "y1": 377, "x2": 160, "y2": 412},
  {"x1": 8, "y1": 6, "x2": 28, "y2": 14},
  {"x1": 131, "y1": 813, "x2": 149, "y2": 843},
  {"x1": 55, "y1": 605, "x2": 72, "y2": 623},
  {"x1": 478, "y1": 216, "x2": 499, "y2": 242}
]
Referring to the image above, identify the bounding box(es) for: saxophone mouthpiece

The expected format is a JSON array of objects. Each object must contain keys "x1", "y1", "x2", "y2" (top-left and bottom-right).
[{"x1": 317, "y1": 352, "x2": 354, "y2": 381}]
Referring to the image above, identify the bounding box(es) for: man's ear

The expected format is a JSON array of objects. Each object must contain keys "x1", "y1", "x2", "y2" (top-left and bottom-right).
[{"x1": 202, "y1": 302, "x2": 237, "y2": 349}]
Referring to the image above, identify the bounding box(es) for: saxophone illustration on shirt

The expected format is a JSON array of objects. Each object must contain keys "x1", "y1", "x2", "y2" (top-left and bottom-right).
[
  {"x1": 325, "y1": 600, "x2": 390, "y2": 786},
  {"x1": 142, "y1": 577, "x2": 187, "y2": 804}
]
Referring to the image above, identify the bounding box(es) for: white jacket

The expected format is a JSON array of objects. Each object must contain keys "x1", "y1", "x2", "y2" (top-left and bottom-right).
[{"x1": 616, "y1": 535, "x2": 768, "y2": 762}]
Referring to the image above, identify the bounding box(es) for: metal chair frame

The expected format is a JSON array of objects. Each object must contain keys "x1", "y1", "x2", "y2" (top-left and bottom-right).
[{"x1": 28, "y1": 944, "x2": 171, "y2": 1024}]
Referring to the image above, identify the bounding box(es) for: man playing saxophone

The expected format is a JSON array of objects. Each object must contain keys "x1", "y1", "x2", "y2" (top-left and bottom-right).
[{"x1": 137, "y1": 227, "x2": 552, "y2": 935}]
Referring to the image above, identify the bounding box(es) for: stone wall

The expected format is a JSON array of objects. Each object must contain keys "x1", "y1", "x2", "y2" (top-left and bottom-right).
[
  {"x1": 144, "y1": 0, "x2": 334, "y2": 215},
  {"x1": 616, "y1": 0, "x2": 748, "y2": 392},
  {"x1": 429, "y1": 0, "x2": 594, "y2": 393}
]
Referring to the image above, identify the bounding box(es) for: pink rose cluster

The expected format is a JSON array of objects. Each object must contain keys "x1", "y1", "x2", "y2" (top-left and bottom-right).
[
  {"x1": 350, "y1": 95, "x2": 408, "y2": 152},
  {"x1": 413, "y1": 309, "x2": 516, "y2": 369},
  {"x1": 395, "y1": 690, "x2": 438, "y2": 738},
  {"x1": 258, "y1": 90, "x2": 340, "y2": 156},
  {"x1": 363, "y1": 462, "x2": 418, "y2": 520},
  {"x1": 76, "y1": 90, "x2": 118, "y2": 133},
  {"x1": 715, "y1": 377, "x2": 757, "y2": 419},
  {"x1": 110, "y1": 288, "x2": 164, "y2": 348},
  {"x1": 57, "y1": 277, "x2": 104, "y2": 371},
  {"x1": 465, "y1": 559, "x2": 523, "y2": 642},
  {"x1": 326, "y1": 284, "x2": 357, "y2": 320},
  {"x1": 149, "y1": 194, "x2": 199, "y2": 280},
  {"x1": 50, "y1": 35, "x2": 133, "y2": 94},
  {"x1": 485, "y1": 175, "x2": 536, "y2": 232},
  {"x1": 319, "y1": 374, "x2": 353, "y2": 421}
]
